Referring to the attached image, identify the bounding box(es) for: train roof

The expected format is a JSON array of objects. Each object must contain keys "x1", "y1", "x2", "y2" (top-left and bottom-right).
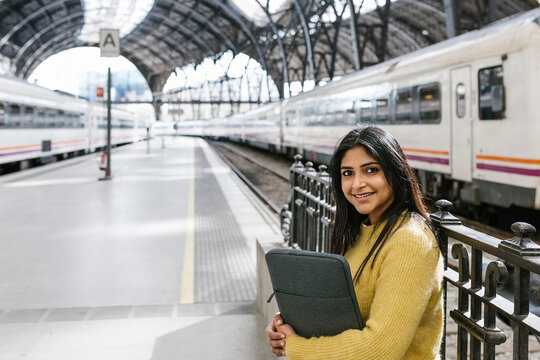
[{"x1": 285, "y1": 7, "x2": 540, "y2": 102}]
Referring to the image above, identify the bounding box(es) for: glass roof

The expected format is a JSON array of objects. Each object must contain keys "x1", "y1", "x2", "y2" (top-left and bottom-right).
[
  {"x1": 78, "y1": 0, "x2": 154, "y2": 43},
  {"x1": 229, "y1": 0, "x2": 399, "y2": 26}
]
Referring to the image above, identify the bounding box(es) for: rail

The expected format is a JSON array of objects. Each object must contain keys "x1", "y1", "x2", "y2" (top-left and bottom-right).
[{"x1": 280, "y1": 154, "x2": 540, "y2": 360}]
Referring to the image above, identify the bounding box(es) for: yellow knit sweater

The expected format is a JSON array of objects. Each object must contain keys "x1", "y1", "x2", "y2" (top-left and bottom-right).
[{"x1": 284, "y1": 214, "x2": 444, "y2": 360}]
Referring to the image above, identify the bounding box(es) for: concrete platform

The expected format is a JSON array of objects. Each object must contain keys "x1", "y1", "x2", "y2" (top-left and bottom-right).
[{"x1": 0, "y1": 136, "x2": 281, "y2": 359}]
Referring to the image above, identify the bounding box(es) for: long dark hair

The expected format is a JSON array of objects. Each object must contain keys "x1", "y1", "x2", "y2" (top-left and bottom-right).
[{"x1": 329, "y1": 125, "x2": 439, "y2": 283}]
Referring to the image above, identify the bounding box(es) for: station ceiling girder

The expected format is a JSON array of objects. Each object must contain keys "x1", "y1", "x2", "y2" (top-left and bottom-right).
[{"x1": 0, "y1": 0, "x2": 538, "y2": 104}]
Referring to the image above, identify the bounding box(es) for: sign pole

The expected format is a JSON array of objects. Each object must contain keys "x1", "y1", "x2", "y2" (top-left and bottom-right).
[
  {"x1": 105, "y1": 66, "x2": 112, "y2": 178},
  {"x1": 98, "y1": 28, "x2": 119, "y2": 181}
]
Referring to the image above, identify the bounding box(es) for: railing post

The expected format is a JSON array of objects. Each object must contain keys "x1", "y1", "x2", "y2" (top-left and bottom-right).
[
  {"x1": 280, "y1": 154, "x2": 304, "y2": 246},
  {"x1": 316, "y1": 165, "x2": 329, "y2": 252},
  {"x1": 498, "y1": 222, "x2": 539, "y2": 359},
  {"x1": 302, "y1": 161, "x2": 316, "y2": 250},
  {"x1": 430, "y1": 199, "x2": 461, "y2": 360}
]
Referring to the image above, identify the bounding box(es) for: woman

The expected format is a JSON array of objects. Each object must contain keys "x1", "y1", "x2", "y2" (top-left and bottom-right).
[{"x1": 265, "y1": 126, "x2": 444, "y2": 359}]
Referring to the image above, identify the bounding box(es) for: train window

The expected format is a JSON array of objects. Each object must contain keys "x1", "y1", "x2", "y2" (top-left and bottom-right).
[
  {"x1": 78, "y1": 114, "x2": 85, "y2": 128},
  {"x1": 8, "y1": 104, "x2": 21, "y2": 127},
  {"x1": 0, "y1": 103, "x2": 6, "y2": 127},
  {"x1": 22, "y1": 106, "x2": 34, "y2": 128},
  {"x1": 36, "y1": 108, "x2": 46, "y2": 127},
  {"x1": 47, "y1": 109, "x2": 58, "y2": 128},
  {"x1": 419, "y1": 83, "x2": 441, "y2": 123},
  {"x1": 478, "y1": 65, "x2": 504, "y2": 120},
  {"x1": 59, "y1": 110, "x2": 68, "y2": 128},
  {"x1": 395, "y1": 88, "x2": 412, "y2": 122},
  {"x1": 323, "y1": 103, "x2": 335, "y2": 126},
  {"x1": 343, "y1": 99, "x2": 356, "y2": 125},
  {"x1": 285, "y1": 110, "x2": 296, "y2": 127},
  {"x1": 375, "y1": 98, "x2": 389, "y2": 123},
  {"x1": 302, "y1": 106, "x2": 313, "y2": 126},
  {"x1": 359, "y1": 100, "x2": 372, "y2": 123},
  {"x1": 456, "y1": 83, "x2": 466, "y2": 118}
]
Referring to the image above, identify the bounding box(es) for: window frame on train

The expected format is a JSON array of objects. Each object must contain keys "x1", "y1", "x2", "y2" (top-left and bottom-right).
[
  {"x1": 395, "y1": 87, "x2": 414, "y2": 124},
  {"x1": 418, "y1": 82, "x2": 441, "y2": 124},
  {"x1": 478, "y1": 65, "x2": 505, "y2": 120},
  {"x1": 0, "y1": 102, "x2": 5, "y2": 127}
]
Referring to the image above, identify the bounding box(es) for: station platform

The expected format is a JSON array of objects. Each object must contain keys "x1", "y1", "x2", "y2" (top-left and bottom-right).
[{"x1": 0, "y1": 136, "x2": 281, "y2": 359}]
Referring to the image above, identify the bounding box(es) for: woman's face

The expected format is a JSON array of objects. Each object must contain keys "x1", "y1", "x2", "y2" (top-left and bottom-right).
[{"x1": 340, "y1": 146, "x2": 394, "y2": 224}]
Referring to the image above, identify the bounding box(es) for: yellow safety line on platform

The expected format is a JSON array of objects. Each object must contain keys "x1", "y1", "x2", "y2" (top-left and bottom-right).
[{"x1": 180, "y1": 147, "x2": 195, "y2": 304}]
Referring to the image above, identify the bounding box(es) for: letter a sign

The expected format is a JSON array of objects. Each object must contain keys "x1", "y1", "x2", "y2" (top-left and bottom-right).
[{"x1": 100, "y1": 29, "x2": 120, "y2": 57}]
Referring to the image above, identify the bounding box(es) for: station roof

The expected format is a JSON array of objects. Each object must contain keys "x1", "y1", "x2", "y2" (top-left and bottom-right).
[{"x1": 0, "y1": 0, "x2": 538, "y2": 97}]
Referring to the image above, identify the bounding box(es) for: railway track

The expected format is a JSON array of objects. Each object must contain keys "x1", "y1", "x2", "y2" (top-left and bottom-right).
[{"x1": 210, "y1": 141, "x2": 291, "y2": 215}]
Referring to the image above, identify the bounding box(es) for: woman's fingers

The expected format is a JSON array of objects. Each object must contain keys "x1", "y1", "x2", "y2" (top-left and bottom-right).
[
  {"x1": 272, "y1": 313, "x2": 284, "y2": 327},
  {"x1": 272, "y1": 347, "x2": 286, "y2": 357}
]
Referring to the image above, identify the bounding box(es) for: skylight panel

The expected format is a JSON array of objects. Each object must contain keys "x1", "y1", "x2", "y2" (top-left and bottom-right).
[{"x1": 78, "y1": 0, "x2": 154, "y2": 43}]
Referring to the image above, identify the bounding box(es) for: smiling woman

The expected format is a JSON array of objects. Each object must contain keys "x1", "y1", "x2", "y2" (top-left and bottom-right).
[{"x1": 265, "y1": 126, "x2": 445, "y2": 359}]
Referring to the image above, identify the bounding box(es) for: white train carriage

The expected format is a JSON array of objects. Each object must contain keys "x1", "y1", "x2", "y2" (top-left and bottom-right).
[
  {"x1": 241, "y1": 102, "x2": 282, "y2": 152},
  {"x1": 0, "y1": 76, "x2": 90, "y2": 165},
  {"x1": 0, "y1": 75, "x2": 147, "y2": 168},
  {"x1": 280, "y1": 9, "x2": 540, "y2": 210}
]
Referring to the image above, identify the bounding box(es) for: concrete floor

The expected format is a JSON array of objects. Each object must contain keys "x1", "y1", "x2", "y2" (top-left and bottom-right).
[{"x1": 0, "y1": 136, "x2": 281, "y2": 359}]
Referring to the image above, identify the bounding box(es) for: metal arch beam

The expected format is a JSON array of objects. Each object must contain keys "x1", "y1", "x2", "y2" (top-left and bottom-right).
[
  {"x1": 19, "y1": 36, "x2": 78, "y2": 78},
  {"x1": 400, "y1": 0, "x2": 447, "y2": 19},
  {"x1": 13, "y1": 12, "x2": 84, "y2": 72},
  {"x1": 376, "y1": 0, "x2": 392, "y2": 62},
  {"x1": 347, "y1": 0, "x2": 361, "y2": 71},
  {"x1": 140, "y1": 10, "x2": 216, "y2": 56},
  {"x1": 1, "y1": 3, "x2": 42, "y2": 50},
  {"x1": 292, "y1": 0, "x2": 315, "y2": 81},
  {"x1": 0, "y1": 0, "x2": 76, "y2": 49},
  {"x1": 159, "y1": 0, "x2": 238, "y2": 53},
  {"x1": 361, "y1": 13, "x2": 423, "y2": 51},
  {"x1": 121, "y1": 26, "x2": 189, "y2": 68},
  {"x1": 205, "y1": 0, "x2": 267, "y2": 72},
  {"x1": 254, "y1": 0, "x2": 289, "y2": 98},
  {"x1": 121, "y1": 40, "x2": 179, "y2": 76},
  {"x1": 124, "y1": 23, "x2": 200, "y2": 67},
  {"x1": 443, "y1": 0, "x2": 458, "y2": 38},
  {"x1": 503, "y1": 0, "x2": 524, "y2": 12}
]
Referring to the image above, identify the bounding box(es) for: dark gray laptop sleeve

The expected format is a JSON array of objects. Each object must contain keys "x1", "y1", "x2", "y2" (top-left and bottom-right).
[{"x1": 265, "y1": 248, "x2": 364, "y2": 338}]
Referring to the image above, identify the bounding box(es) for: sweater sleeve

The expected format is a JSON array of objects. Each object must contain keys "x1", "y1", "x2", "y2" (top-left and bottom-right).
[{"x1": 284, "y1": 226, "x2": 442, "y2": 360}]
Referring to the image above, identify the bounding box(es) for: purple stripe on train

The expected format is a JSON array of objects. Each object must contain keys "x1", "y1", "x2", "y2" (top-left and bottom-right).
[
  {"x1": 477, "y1": 163, "x2": 540, "y2": 177},
  {"x1": 405, "y1": 154, "x2": 450, "y2": 165},
  {"x1": 0, "y1": 149, "x2": 39, "y2": 157}
]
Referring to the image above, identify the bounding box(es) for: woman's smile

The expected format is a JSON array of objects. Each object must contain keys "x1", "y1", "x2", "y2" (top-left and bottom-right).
[{"x1": 353, "y1": 191, "x2": 376, "y2": 200}]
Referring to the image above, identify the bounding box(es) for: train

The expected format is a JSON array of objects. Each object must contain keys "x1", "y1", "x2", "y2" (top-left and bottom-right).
[
  {"x1": 178, "y1": 8, "x2": 540, "y2": 213},
  {"x1": 0, "y1": 75, "x2": 150, "y2": 172}
]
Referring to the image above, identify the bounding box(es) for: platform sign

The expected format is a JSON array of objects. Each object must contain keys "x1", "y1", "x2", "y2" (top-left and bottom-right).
[{"x1": 99, "y1": 28, "x2": 119, "y2": 57}]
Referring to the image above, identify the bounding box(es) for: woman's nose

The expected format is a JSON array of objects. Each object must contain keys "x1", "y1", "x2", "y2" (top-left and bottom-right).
[{"x1": 352, "y1": 174, "x2": 366, "y2": 189}]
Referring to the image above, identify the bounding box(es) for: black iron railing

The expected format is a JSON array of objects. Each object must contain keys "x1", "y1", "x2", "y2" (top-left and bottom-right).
[{"x1": 280, "y1": 155, "x2": 540, "y2": 360}]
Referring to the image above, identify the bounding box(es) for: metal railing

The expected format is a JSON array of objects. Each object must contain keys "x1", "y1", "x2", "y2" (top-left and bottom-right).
[{"x1": 280, "y1": 155, "x2": 540, "y2": 360}]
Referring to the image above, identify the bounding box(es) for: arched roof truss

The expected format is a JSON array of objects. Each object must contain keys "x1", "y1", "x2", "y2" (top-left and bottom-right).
[{"x1": 0, "y1": 0, "x2": 538, "y2": 102}]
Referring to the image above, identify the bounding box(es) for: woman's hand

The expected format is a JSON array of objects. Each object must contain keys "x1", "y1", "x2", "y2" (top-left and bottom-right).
[{"x1": 265, "y1": 313, "x2": 297, "y2": 357}]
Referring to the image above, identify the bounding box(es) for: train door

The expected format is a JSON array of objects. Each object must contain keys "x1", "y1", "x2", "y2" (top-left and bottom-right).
[{"x1": 450, "y1": 66, "x2": 472, "y2": 182}]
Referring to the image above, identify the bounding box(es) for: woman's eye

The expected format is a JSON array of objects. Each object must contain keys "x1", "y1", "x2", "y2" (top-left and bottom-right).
[
  {"x1": 342, "y1": 170, "x2": 353, "y2": 176},
  {"x1": 365, "y1": 167, "x2": 379, "y2": 174}
]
